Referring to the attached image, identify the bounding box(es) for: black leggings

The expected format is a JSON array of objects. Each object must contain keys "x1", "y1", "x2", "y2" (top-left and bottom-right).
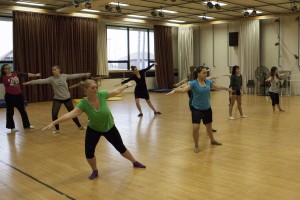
[
  {"x1": 269, "y1": 92, "x2": 279, "y2": 106},
  {"x1": 4, "y1": 93, "x2": 30, "y2": 129},
  {"x1": 52, "y1": 98, "x2": 81, "y2": 130},
  {"x1": 85, "y1": 126, "x2": 127, "y2": 159}
]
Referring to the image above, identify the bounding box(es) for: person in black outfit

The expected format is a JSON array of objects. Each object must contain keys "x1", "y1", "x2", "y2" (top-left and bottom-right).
[{"x1": 121, "y1": 63, "x2": 161, "y2": 117}]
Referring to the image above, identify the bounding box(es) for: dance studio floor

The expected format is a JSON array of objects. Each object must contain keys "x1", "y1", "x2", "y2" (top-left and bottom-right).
[{"x1": 0, "y1": 91, "x2": 299, "y2": 200}]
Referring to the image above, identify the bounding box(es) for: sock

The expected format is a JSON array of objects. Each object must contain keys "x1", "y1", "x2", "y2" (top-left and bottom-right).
[
  {"x1": 133, "y1": 161, "x2": 146, "y2": 168},
  {"x1": 88, "y1": 170, "x2": 98, "y2": 180}
]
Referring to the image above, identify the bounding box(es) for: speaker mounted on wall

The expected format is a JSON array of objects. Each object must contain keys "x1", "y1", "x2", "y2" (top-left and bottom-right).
[{"x1": 229, "y1": 32, "x2": 239, "y2": 46}]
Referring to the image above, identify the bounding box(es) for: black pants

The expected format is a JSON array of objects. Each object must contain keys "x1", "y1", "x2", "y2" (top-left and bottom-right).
[
  {"x1": 85, "y1": 126, "x2": 127, "y2": 159},
  {"x1": 52, "y1": 98, "x2": 81, "y2": 130},
  {"x1": 4, "y1": 93, "x2": 30, "y2": 129},
  {"x1": 269, "y1": 92, "x2": 279, "y2": 106}
]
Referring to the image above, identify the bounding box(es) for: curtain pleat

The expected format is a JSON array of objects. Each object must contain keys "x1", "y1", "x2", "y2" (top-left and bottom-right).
[
  {"x1": 178, "y1": 27, "x2": 194, "y2": 81},
  {"x1": 154, "y1": 25, "x2": 174, "y2": 89},
  {"x1": 238, "y1": 20, "x2": 260, "y2": 93},
  {"x1": 97, "y1": 21, "x2": 108, "y2": 75},
  {"x1": 13, "y1": 11, "x2": 97, "y2": 102}
]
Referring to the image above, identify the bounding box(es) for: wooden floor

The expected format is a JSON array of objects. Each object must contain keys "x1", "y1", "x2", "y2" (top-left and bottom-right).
[{"x1": 0, "y1": 91, "x2": 300, "y2": 200}]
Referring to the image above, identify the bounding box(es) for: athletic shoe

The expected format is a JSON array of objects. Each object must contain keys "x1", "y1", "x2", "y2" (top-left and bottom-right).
[
  {"x1": 11, "y1": 128, "x2": 19, "y2": 133},
  {"x1": 154, "y1": 111, "x2": 162, "y2": 115},
  {"x1": 138, "y1": 113, "x2": 143, "y2": 117},
  {"x1": 229, "y1": 116, "x2": 235, "y2": 120},
  {"x1": 78, "y1": 126, "x2": 86, "y2": 130},
  {"x1": 52, "y1": 130, "x2": 60, "y2": 134},
  {"x1": 241, "y1": 115, "x2": 248, "y2": 118},
  {"x1": 25, "y1": 126, "x2": 35, "y2": 129},
  {"x1": 212, "y1": 129, "x2": 217, "y2": 132}
]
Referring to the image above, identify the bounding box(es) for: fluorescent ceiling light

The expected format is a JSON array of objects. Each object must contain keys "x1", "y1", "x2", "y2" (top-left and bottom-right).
[
  {"x1": 127, "y1": 15, "x2": 148, "y2": 18},
  {"x1": 157, "y1": 9, "x2": 178, "y2": 14},
  {"x1": 168, "y1": 20, "x2": 186, "y2": 23},
  {"x1": 245, "y1": 9, "x2": 262, "y2": 14},
  {"x1": 203, "y1": 1, "x2": 227, "y2": 6},
  {"x1": 16, "y1": 1, "x2": 45, "y2": 6},
  {"x1": 198, "y1": 15, "x2": 214, "y2": 19},
  {"x1": 110, "y1": 2, "x2": 129, "y2": 6},
  {"x1": 81, "y1": 9, "x2": 101, "y2": 13}
]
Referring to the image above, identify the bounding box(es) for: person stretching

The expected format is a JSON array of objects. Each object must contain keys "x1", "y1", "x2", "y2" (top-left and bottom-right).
[
  {"x1": 120, "y1": 63, "x2": 161, "y2": 117},
  {"x1": 167, "y1": 67, "x2": 231, "y2": 153},
  {"x1": 42, "y1": 79, "x2": 146, "y2": 180},
  {"x1": 23, "y1": 65, "x2": 88, "y2": 133},
  {"x1": 265, "y1": 66, "x2": 286, "y2": 112}
]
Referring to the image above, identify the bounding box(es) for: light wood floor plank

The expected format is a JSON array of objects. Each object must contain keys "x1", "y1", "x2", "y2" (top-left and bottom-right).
[{"x1": 0, "y1": 91, "x2": 299, "y2": 200}]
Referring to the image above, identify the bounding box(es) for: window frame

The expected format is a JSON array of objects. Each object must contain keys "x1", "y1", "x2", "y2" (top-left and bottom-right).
[{"x1": 106, "y1": 25, "x2": 154, "y2": 71}]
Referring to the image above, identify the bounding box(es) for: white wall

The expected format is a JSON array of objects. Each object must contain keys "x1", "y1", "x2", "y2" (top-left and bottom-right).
[{"x1": 194, "y1": 18, "x2": 300, "y2": 94}]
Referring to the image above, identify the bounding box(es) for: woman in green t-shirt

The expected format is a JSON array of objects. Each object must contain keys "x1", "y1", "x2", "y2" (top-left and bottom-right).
[{"x1": 42, "y1": 79, "x2": 146, "y2": 180}]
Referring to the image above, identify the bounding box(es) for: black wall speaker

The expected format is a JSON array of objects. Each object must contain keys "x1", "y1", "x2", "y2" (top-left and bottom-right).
[{"x1": 229, "y1": 32, "x2": 239, "y2": 46}]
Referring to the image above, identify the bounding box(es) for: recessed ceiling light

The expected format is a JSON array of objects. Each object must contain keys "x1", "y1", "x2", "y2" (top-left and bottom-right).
[
  {"x1": 244, "y1": 9, "x2": 262, "y2": 14},
  {"x1": 81, "y1": 9, "x2": 101, "y2": 13},
  {"x1": 168, "y1": 20, "x2": 186, "y2": 23},
  {"x1": 110, "y1": 2, "x2": 129, "y2": 6},
  {"x1": 127, "y1": 15, "x2": 148, "y2": 18},
  {"x1": 16, "y1": 1, "x2": 45, "y2": 6},
  {"x1": 198, "y1": 15, "x2": 214, "y2": 19},
  {"x1": 203, "y1": 1, "x2": 227, "y2": 6},
  {"x1": 157, "y1": 9, "x2": 178, "y2": 14}
]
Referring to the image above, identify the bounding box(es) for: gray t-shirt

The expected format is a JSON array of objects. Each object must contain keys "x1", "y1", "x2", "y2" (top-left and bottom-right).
[
  {"x1": 269, "y1": 77, "x2": 280, "y2": 93},
  {"x1": 28, "y1": 73, "x2": 87, "y2": 100}
]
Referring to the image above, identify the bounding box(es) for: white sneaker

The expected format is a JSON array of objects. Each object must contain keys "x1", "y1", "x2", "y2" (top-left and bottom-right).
[
  {"x1": 11, "y1": 128, "x2": 19, "y2": 133},
  {"x1": 241, "y1": 115, "x2": 248, "y2": 118},
  {"x1": 229, "y1": 116, "x2": 235, "y2": 120},
  {"x1": 25, "y1": 126, "x2": 35, "y2": 129},
  {"x1": 52, "y1": 130, "x2": 60, "y2": 134},
  {"x1": 78, "y1": 126, "x2": 86, "y2": 130}
]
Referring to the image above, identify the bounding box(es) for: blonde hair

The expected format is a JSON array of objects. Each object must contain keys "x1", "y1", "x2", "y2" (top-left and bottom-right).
[{"x1": 81, "y1": 79, "x2": 97, "y2": 90}]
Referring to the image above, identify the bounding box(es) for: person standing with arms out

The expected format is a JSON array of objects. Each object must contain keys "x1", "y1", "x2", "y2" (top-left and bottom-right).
[
  {"x1": 223, "y1": 66, "x2": 233, "y2": 106},
  {"x1": 23, "y1": 65, "x2": 89, "y2": 133},
  {"x1": 0, "y1": 64, "x2": 40, "y2": 132},
  {"x1": 42, "y1": 79, "x2": 146, "y2": 180},
  {"x1": 120, "y1": 63, "x2": 161, "y2": 117},
  {"x1": 265, "y1": 66, "x2": 286, "y2": 112},
  {"x1": 229, "y1": 65, "x2": 247, "y2": 120},
  {"x1": 167, "y1": 67, "x2": 231, "y2": 153},
  {"x1": 174, "y1": 66, "x2": 218, "y2": 132}
]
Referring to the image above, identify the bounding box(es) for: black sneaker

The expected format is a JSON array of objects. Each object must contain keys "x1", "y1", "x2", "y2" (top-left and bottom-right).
[
  {"x1": 154, "y1": 111, "x2": 162, "y2": 115},
  {"x1": 138, "y1": 113, "x2": 143, "y2": 117}
]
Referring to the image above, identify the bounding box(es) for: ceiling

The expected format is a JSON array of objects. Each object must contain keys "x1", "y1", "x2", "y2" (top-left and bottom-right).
[{"x1": 0, "y1": 0, "x2": 300, "y2": 24}]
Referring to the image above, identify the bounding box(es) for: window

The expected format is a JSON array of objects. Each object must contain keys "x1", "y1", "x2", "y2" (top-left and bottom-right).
[
  {"x1": 0, "y1": 17, "x2": 13, "y2": 62},
  {"x1": 107, "y1": 26, "x2": 154, "y2": 71},
  {"x1": 107, "y1": 26, "x2": 128, "y2": 70}
]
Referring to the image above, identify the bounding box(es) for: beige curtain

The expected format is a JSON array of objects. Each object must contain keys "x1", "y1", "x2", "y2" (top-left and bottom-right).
[
  {"x1": 178, "y1": 27, "x2": 194, "y2": 81},
  {"x1": 238, "y1": 20, "x2": 260, "y2": 93},
  {"x1": 97, "y1": 21, "x2": 109, "y2": 75}
]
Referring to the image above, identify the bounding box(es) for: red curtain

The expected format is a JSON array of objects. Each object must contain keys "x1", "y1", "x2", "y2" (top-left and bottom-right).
[
  {"x1": 13, "y1": 11, "x2": 97, "y2": 102},
  {"x1": 154, "y1": 25, "x2": 174, "y2": 89}
]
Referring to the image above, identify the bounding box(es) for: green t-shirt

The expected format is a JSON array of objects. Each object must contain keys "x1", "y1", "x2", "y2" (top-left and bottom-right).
[{"x1": 76, "y1": 90, "x2": 114, "y2": 132}]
